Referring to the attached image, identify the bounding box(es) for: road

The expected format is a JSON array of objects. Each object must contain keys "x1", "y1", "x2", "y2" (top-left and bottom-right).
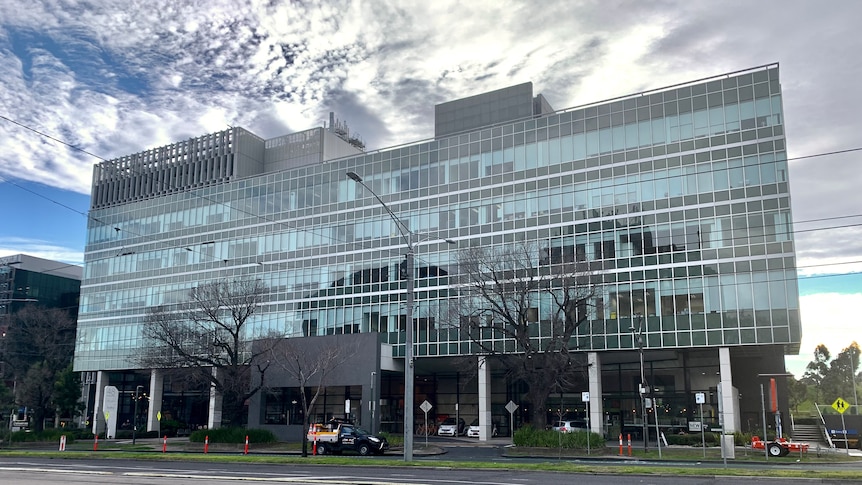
[{"x1": 0, "y1": 457, "x2": 823, "y2": 484}]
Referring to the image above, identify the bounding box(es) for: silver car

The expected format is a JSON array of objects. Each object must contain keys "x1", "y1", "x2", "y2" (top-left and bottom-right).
[
  {"x1": 552, "y1": 420, "x2": 588, "y2": 433},
  {"x1": 437, "y1": 417, "x2": 465, "y2": 437}
]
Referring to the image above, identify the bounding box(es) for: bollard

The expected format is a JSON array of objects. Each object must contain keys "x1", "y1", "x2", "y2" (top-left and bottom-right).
[
  {"x1": 162, "y1": 435, "x2": 167, "y2": 453},
  {"x1": 619, "y1": 433, "x2": 623, "y2": 456},
  {"x1": 93, "y1": 434, "x2": 99, "y2": 452},
  {"x1": 244, "y1": 435, "x2": 249, "y2": 455},
  {"x1": 627, "y1": 434, "x2": 632, "y2": 456},
  {"x1": 59, "y1": 435, "x2": 66, "y2": 452},
  {"x1": 204, "y1": 435, "x2": 209, "y2": 454}
]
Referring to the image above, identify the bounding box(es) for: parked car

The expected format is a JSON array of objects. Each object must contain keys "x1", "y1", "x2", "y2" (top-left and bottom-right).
[
  {"x1": 552, "y1": 420, "x2": 588, "y2": 433},
  {"x1": 466, "y1": 418, "x2": 498, "y2": 438},
  {"x1": 437, "y1": 417, "x2": 466, "y2": 437}
]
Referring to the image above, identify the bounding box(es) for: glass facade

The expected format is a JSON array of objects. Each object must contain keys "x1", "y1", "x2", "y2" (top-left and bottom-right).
[
  {"x1": 74, "y1": 66, "x2": 799, "y2": 386},
  {"x1": 1, "y1": 254, "x2": 81, "y2": 319}
]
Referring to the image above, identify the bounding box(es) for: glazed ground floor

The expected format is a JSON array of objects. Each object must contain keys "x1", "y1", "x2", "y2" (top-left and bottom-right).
[{"x1": 81, "y1": 334, "x2": 791, "y2": 443}]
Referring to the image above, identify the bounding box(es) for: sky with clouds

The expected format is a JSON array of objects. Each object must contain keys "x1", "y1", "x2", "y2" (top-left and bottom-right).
[{"x1": 1, "y1": 0, "x2": 860, "y2": 376}]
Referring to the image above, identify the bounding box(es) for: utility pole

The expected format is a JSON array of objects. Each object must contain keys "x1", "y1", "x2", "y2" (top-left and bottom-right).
[
  {"x1": 132, "y1": 385, "x2": 143, "y2": 445},
  {"x1": 631, "y1": 316, "x2": 648, "y2": 452}
]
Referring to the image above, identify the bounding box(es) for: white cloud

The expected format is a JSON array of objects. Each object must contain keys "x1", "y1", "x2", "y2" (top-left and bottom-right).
[{"x1": 0, "y1": 237, "x2": 83, "y2": 265}]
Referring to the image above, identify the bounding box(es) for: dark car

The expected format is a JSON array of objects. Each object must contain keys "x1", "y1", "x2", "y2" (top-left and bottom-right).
[{"x1": 313, "y1": 424, "x2": 389, "y2": 455}]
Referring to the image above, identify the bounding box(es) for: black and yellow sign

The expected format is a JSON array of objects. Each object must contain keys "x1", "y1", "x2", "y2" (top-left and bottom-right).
[{"x1": 832, "y1": 397, "x2": 850, "y2": 414}]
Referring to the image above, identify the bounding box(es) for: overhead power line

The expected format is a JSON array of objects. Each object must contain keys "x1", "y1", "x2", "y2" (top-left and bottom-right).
[{"x1": 3, "y1": 112, "x2": 862, "y2": 280}]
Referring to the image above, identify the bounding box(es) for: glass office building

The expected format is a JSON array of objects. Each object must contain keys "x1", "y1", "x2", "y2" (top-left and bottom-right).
[{"x1": 75, "y1": 64, "x2": 799, "y2": 440}]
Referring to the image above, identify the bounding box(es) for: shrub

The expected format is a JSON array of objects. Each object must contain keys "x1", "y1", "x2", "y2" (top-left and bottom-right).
[
  {"x1": 734, "y1": 431, "x2": 753, "y2": 446},
  {"x1": 159, "y1": 419, "x2": 187, "y2": 437},
  {"x1": 513, "y1": 426, "x2": 604, "y2": 449},
  {"x1": 378, "y1": 431, "x2": 402, "y2": 446},
  {"x1": 10, "y1": 429, "x2": 76, "y2": 443},
  {"x1": 189, "y1": 428, "x2": 277, "y2": 444},
  {"x1": 665, "y1": 432, "x2": 719, "y2": 446},
  {"x1": 69, "y1": 428, "x2": 94, "y2": 440}
]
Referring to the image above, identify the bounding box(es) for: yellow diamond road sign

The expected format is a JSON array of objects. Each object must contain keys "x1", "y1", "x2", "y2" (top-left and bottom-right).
[{"x1": 832, "y1": 397, "x2": 850, "y2": 414}]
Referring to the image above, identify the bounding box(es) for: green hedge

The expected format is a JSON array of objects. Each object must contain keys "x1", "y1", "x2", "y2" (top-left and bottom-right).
[
  {"x1": 188, "y1": 428, "x2": 277, "y2": 444},
  {"x1": 378, "y1": 431, "x2": 402, "y2": 446},
  {"x1": 513, "y1": 426, "x2": 604, "y2": 449},
  {"x1": 734, "y1": 431, "x2": 753, "y2": 446},
  {"x1": 663, "y1": 432, "x2": 752, "y2": 446},
  {"x1": 10, "y1": 429, "x2": 76, "y2": 443},
  {"x1": 665, "y1": 432, "x2": 719, "y2": 446}
]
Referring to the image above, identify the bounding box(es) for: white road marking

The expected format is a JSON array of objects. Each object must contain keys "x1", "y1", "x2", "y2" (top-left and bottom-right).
[{"x1": 0, "y1": 466, "x2": 113, "y2": 475}]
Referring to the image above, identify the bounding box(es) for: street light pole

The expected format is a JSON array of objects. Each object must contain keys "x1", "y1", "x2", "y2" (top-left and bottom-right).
[
  {"x1": 404, "y1": 233, "x2": 416, "y2": 460},
  {"x1": 850, "y1": 348, "x2": 859, "y2": 408},
  {"x1": 370, "y1": 371, "x2": 376, "y2": 434},
  {"x1": 347, "y1": 171, "x2": 455, "y2": 461},
  {"x1": 347, "y1": 171, "x2": 416, "y2": 461}
]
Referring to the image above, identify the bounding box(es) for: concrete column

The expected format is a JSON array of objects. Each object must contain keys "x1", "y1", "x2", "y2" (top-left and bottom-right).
[
  {"x1": 91, "y1": 371, "x2": 108, "y2": 436},
  {"x1": 718, "y1": 347, "x2": 738, "y2": 459},
  {"x1": 478, "y1": 356, "x2": 492, "y2": 441},
  {"x1": 147, "y1": 369, "x2": 163, "y2": 433},
  {"x1": 208, "y1": 367, "x2": 223, "y2": 429},
  {"x1": 587, "y1": 352, "x2": 604, "y2": 435},
  {"x1": 718, "y1": 347, "x2": 739, "y2": 433}
]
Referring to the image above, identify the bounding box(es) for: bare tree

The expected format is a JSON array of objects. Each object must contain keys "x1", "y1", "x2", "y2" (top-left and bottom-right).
[
  {"x1": 5, "y1": 306, "x2": 77, "y2": 431},
  {"x1": 451, "y1": 242, "x2": 595, "y2": 427},
  {"x1": 15, "y1": 362, "x2": 54, "y2": 431},
  {"x1": 266, "y1": 336, "x2": 355, "y2": 457},
  {"x1": 5, "y1": 306, "x2": 76, "y2": 380},
  {"x1": 139, "y1": 279, "x2": 276, "y2": 427}
]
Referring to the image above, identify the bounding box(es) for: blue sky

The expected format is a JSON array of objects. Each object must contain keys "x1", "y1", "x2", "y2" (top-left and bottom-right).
[{"x1": 1, "y1": 0, "x2": 860, "y2": 377}]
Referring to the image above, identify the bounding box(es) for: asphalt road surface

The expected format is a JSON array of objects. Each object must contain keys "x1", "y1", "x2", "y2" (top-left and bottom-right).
[{"x1": 0, "y1": 457, "x2": 816, "y2": 485}]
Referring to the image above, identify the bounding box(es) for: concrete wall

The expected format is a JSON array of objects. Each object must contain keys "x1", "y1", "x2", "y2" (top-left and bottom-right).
[{"x1": 249, "y1": 333, "x2": 382, "y2": 442}]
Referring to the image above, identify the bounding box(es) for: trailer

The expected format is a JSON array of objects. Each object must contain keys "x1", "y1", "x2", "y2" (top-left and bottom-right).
[{"x1": 751, "y1": 436, "x2": 810, "y2": 457}]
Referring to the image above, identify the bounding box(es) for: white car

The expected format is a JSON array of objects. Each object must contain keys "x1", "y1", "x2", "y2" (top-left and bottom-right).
[
  {"x1": 437, "y1": 417, "x2": 465, "y2": 437},
  {"x1": 552, "y1": 420, "x2": 588, "y2": 433},
  {"x1": 466, "y1": 419, "x2": 498, "y2": 437}
]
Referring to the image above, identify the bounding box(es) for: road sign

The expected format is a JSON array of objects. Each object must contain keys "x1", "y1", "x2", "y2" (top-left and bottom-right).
[
  {"x1": 505, "y1": 401, "x2": 519, "y2": 445},
  {"x1": 581, "y1": 391, "x2": 590, "y2": 402},
  {"x1": 420, "y1": 400, "x2": 433, "y2": 413},
  {"x1": 695, "y1": 392, "x2": 705, "y2": 404},
  {"x1": 832, "y1": 397, "x2": 850, "y2": 414}
]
